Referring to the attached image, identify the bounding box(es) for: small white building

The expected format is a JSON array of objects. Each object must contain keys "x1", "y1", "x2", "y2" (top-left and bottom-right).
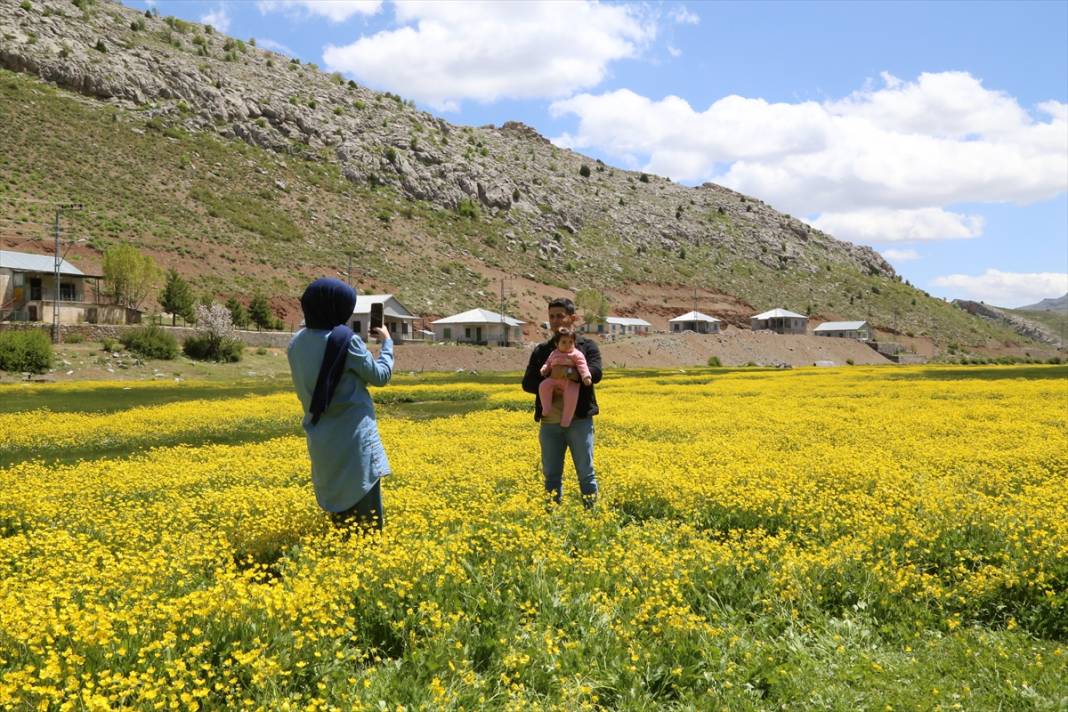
[
  {"x1": 351, "y1": 294, "x2": 419, "y2": 342},
  {"x1": 814, "y1": 320, "x2": 872, "y2": 341},
  {"x1": 669, "y1": 310, "x2": 721, "y2": 334},
  {"x1": 580, "y1": 316, "x2": 652, "y2": 337},
  {"x1": 431, "y1": 308, "x2": 525, "y2": 345},
  {"x1": 0, "y1": 249, "x2": 136, "y2": 324},
  {"x1": 750, "y1": 308, "x2": 808, "y2": 334}
]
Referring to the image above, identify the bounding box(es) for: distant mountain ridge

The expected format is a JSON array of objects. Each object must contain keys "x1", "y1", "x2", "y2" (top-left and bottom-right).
[{"x1": 1018, "y1": 294, "x2": 1068, "y2": 312}]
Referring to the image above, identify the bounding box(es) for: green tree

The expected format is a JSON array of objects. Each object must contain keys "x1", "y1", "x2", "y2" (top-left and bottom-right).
[
  {"x1": 225, "y1": 297, "x2": 248, "y2": 329},
  {"x1": 575, "y1": 288, "x2": 610, "y2": 330},
  {"x1": 248, "y1": 294, "x2": 271, "y2": 331},
  {"x1": 102, "y1": 243, "x2": 162, "y2": 310},
  {"x1": 159, "y1": 268, "x2": 195, "y2": 325}
]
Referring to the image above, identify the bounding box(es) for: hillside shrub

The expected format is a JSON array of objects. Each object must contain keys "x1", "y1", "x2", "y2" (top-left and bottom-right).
[
  {"x1": 120, "y1": 324, "x2": 178, "y2": 360},
  {"x1": 0, "y1": 330, "x2": 53, "y2": 373},
  {"x1": 456, "y1": 199, "x2": 480, "y2": 220},
  {"x1": 100, "y1": 337, "x2": 118, "y2": 352},
  {"x1": 64, "y1": 332, "x2": 85, "y2": 344},
  {"x1": 579, "y1": 164, "x2": 591, "y2": 178},
  {"x1": 183, "y1": 334, "x2": 243, "y2": 362},
  {"x1": 707, "y1": 356, "x2": 722, "y2": 367}
]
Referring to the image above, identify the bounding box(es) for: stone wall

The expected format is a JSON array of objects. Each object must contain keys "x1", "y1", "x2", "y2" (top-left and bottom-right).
[{"x1": 0, "y1": 321, "x2": 296, "y2": 348}]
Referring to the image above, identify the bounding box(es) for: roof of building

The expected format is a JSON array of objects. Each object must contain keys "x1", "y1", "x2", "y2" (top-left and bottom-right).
[
  {"x1": 431, "y1": 308, "x2": 525, "y2": 326},
  {"x1": 0, "y1": 249, "x2": 88, "y2": 277},
  {"x1": 752, "y1": 308, "x2": 807, "y2": 320},
  {"x1": 352, "y1": 294, "x2": 416, "y2": 319},
  {"x1": 606, "y1": 316, "x2": 652, "y2": 326},
  {"x1": 669, "y1": 310, "x2": 720, "y2": 323},
  {"x1": 814, "y1": 320, "x2": 869, "y2": 331}
]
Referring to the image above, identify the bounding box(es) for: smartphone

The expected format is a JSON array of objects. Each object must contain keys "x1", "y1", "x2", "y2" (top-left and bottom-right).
[{"x1": 370, "y1": 302, "x2": 384, "y2": 331}]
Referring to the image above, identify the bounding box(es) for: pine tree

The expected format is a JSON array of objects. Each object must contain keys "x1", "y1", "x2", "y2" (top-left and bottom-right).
[
  {"x1": 159, "y1": 268, "x2": 194, "y2": 325},
  {"x1": 248, "y1": 294, "x2": 271, "y2": 331},
  {"x1": 225, "y1": 297, "x2": 248, "y2": 329}
]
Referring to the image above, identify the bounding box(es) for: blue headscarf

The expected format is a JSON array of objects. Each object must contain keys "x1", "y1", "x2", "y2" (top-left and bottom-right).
[{"x1": 300, "y1": 278, "x2": 357, "y2": 425}]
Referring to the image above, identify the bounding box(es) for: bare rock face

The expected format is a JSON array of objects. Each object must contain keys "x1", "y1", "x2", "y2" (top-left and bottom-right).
[{"x1": 0, "y1": 0, "x2": 897, "y2": 286}]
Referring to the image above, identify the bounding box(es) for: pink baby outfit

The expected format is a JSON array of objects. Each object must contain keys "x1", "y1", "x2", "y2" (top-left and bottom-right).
[{"x1": 538, "y1": 347, "x2": 592, "y2": 427}]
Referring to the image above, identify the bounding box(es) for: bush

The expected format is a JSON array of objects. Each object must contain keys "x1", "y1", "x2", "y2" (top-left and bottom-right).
[
  {"x1": 255, "y1": 346, "x2": 268, "y2": 356},
  {"x1": 846, "y1": 358, "x2": 855, "y2": 365},
  {"x1": 20, "y1": 1, "x2": 32, "y2": 11},
  {"x1": 100, "y1": 337, "x2": 118, "y2": 352},
  {"x1": 64, "y1": 332, "x2": 85, "y2": 344},
  {"x1": 120, "y1": 324, "x2": 178, "y2": 360},
  {"x1": 0, "y1": 330, "x2": 53, "y2": 373},
  {"x1": 94, "y1": 39, "x2": 107, "y2": 53},
  {"x1": 707, "y1": 356, "x2": 722, "y2": 367},
  {"x1": 639, "y1": 173, "x2": 650, "y2": 183},
  {"x1": 183, "y1": 334, "x2": 243, "y2": 362},
  {"x1": 456, "y1": 199, "x2": 480, "y2": 220},
  {"x1": 579, "y1": 164, "x2": 591, "y2": 178}
]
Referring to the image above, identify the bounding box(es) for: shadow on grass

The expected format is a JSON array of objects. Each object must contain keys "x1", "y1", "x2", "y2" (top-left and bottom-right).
[
  {"x1": 0, "y1": 381, "x2": 293, "y2": 414},
  {"x1": 886, "y1": 365, "x2": 1068, "y2": 382},
  {"x1": 1, "y1": 399, "x2": 507, "y2": 467}
]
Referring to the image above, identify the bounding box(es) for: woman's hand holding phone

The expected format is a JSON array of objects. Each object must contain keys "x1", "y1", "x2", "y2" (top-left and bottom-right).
[{"x1": 372, "y1": 326, "x2": 390, "y2": 342}]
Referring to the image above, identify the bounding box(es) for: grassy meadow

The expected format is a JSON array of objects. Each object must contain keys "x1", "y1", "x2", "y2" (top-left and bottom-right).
[{"x1": 0, "y1": 365, "x2": 1066, "y2": 710}]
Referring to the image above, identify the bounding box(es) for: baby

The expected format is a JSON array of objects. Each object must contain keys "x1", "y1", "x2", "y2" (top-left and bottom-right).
[{"x1": 538, "y1": 327, "x2": 592, "y2": 428}]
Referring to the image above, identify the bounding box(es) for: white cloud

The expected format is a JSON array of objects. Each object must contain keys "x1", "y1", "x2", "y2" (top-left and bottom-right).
[
  {"x1": 811, "y1": 207, "x2": 983, "y2": 243},
  {"x1": 258, "y1": 0, "x2": 383, "y2": 23},
  {"x1": 881, "y1": 248, "x2": 920, "y2": 262},
  {"x1": 549, "y1": 72, "x2": 1068, "y2": 244},
  {"x1": 667, "y1": 44, "x2": 681, "y2": 58},
  {"x1": 669, "y1": 6, "x2": 700, "y2": 25},
  {"x1": 199, "y1": 6, "x2": 230, "y2": 33},
  {"x1": 322, "y1": 1, "x2": 656, "y2": 111},
  {"x1": 257, "y1": 38, "x2": 297, "y2": 56},
  {"x1": 932, "y1": 269, "x2": 1068, "y2": 308}
]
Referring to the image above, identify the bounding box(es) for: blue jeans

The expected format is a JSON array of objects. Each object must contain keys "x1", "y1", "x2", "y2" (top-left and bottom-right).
[{"x1": 539, "y1": 417, "x2": 598, "y2": 507}]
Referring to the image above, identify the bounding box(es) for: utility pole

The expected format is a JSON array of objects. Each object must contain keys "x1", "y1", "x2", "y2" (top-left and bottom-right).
[
  {"x1": 52, "y1": 203, "x2": 83, "y2": 344},
  {"x1": 499, "y1": 278, "x2": 506, "y2": 346}
]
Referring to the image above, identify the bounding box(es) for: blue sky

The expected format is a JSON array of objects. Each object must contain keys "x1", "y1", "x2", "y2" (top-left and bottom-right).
[{"x1": 129, "y1": 0, "x2": 1067, "y2": 307}]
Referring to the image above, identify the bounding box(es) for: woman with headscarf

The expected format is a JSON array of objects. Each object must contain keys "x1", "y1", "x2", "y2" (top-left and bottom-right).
[{"x1": 287, "y1": 278, "x2": 393, "y2": 530}]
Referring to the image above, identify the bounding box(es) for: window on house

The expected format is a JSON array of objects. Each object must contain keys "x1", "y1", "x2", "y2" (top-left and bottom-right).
[
  {"x1": 30, "y1": 278, "x2": 42, "y2": 300},
  {"x1": 352, "y1": 320, "x2": 361, "y2": 332},
  {"x1": 60, "y1": 283, "x2": 75, "y2": 301},
  {"x1": 444, "y1": 328, "x2": 452, "y2": 339},
  {"x1": 465, "y1": 327, "x2": 471, "y2": 339}
]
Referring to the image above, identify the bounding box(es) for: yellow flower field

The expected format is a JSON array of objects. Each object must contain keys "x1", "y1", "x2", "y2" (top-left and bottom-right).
[{"x1": 0, "y1": 365, "x2": 1065, "y2": 710}]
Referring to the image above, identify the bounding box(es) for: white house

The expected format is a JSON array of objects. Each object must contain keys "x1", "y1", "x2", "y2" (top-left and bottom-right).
[
  {"x1": 351, "y1": 294, "x2": 420, "y2": 341},
  {"x1": 431, "y1": 308, "x2": 525, "y2": 345},
  {"x1": 580, "y1": 316, "x2": 652, "y2": 337},
  {"x1": 669, "y1": 310, "x2": 721, "y2": 334},
  {"x1": 750, "y1": 308, "x2": 808, "y2": 334},
  {"x1": 0, "y1": 249, "x2": 136, "y2": 324},
  {"x1": 814, "y1": 320, "x2": 872, "y2": 341}
]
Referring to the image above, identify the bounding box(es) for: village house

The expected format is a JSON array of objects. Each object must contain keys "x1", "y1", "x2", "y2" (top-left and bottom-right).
[
  {"x1": 579, "y1": 316, "x2": 652, "y2": 337},
  {"x1": 350, "y1": 294, "x2": 420, "y2": 342},
  {"x1": 431, "y1": 308, "x2": 525, "y2": 346},
  {"x1": 750, "y1": 308, "x2": 808, "y2": 334},
  {"x1": 0, "y1": 249, "x2": 137, "y2": 324},
  {"x1": 669, "y1": 310, "x2": 722, "y2": 334},
  {"x1": 814, "y1": 320, "x2": 872, "y2": 341}
]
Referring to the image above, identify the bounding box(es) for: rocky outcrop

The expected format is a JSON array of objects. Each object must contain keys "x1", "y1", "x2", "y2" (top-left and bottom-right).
[
  {"x1": 0, "y1": 0, "x2": 896, "y2": 286},
  {"x1": 953, "y1": 300, "x2": 1064, "y2": 347}
]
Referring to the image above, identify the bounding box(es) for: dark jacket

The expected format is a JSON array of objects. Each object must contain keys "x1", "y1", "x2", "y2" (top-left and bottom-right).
[{"x1": 522, "y1": 336, "x2": 602, "y2": 422}]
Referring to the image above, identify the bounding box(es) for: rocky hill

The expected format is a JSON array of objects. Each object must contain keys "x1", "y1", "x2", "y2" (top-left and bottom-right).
[
  {"x1": 953, "y1": 300, "x2": 1065, "y2": 348},
  {"x1": 0, "y1": 0, "x2": 1032, "y2": 348}
]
